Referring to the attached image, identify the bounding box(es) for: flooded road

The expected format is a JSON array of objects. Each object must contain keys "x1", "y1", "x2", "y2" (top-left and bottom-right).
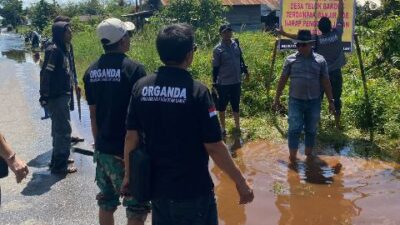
[
  {"x1": 1, "y1": 31, "x2": 400, "y2": 225},
  {"x1": 213, "y1": 141, "x2": 400, "y2": 225}
]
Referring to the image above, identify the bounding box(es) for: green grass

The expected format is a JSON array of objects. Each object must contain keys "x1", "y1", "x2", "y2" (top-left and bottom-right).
[{"x1": 70, "y1": 26, "x2": 400, "y2": 163}]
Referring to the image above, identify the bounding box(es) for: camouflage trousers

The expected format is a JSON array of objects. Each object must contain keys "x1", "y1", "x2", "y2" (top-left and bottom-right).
[{"x1": 94, "y1": 151, "x2": 150, "y2": 221}]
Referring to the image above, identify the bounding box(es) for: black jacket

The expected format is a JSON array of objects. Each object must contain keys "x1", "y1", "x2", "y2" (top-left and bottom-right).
[{"x1": 40, "y1": 22, "x2": 74, "y2": 99}]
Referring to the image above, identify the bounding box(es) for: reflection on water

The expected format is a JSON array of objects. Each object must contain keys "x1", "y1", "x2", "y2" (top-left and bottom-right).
[
  {"x1": 1, "y1": 49, "x2": 26, "y2": 63},
  {"x1": 213, "y1": 136, "x2": 247, "y2": 225},
  {"x1": 0, "y1": 31, "x2": 27, "y2": 62},
  {"x1": 276, "y1": 158, "x2": 359, "y2": 225},
  {"x1": 212, "y1": 140, "x2": 400, "y2": 225}
]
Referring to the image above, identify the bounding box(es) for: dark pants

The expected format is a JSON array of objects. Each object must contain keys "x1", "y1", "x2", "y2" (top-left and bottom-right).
[
  {"x1": 216, "y1": 83, "x2": 241, "y2": 113},
  {"x1": 47, "y1": 95, "x2": 72, "y2": 172},
  {"x1": 152, "y1": 193, "x2": 218, "y2": 225},
  {"x1": 322, "y1": 69, "x2": 343, "y2": 115}
]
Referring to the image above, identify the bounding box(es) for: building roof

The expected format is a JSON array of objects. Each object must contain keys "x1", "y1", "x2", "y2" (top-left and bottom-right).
[
  {"x1": 222, "y1": 0, "x2": 278, "y2": 6},
  {"x1": 161, "y1": 0, "x2": 279, "y2": 8}
]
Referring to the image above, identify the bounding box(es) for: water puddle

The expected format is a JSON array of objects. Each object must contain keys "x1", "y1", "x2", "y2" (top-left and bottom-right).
[{"x1": 213, "y1": 140, "x2": 400, "y2": 225}]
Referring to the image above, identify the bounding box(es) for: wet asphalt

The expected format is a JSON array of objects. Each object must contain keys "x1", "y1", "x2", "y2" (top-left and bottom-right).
[{"x1": 0, "y1": 33, "x2": 151, "y2": 225}]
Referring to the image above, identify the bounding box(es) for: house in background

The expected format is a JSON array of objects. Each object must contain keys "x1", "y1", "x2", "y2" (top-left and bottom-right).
[
  {"x1": 223, "y1": 0, "x2": 280, "y2": 31},
  {"x1": 159, "y1": 0, "x2": 280, "y2": 31}
]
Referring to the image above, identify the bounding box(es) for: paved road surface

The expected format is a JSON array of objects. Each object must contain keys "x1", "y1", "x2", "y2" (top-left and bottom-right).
[{"x1": 0, "y1": 36, "x2": 151, "y2": 225}]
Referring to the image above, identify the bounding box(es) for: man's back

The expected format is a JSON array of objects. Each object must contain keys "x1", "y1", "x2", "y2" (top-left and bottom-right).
[
  {"x1": 316, "y1": 18, "x2": 346, "y2": 72},
  {"x1": 83, "y1": 53, "x2": 146, "y2": 157},
  {"x1": 127, "y1": 66, "x2": 222, "y2": 200}
]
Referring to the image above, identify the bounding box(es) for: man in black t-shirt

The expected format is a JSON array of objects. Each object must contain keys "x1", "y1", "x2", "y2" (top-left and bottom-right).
[
  {"x1": 83, "y1": 18, "x2": 149, "y2": 225},
  {"x1": 123, "y1": 23, "x2": 254, "y2": 225}
]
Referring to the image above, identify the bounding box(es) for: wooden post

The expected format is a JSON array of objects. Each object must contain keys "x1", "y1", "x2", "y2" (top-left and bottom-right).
[
  {"x1": 354, "y1": 33, "x2": 374, "y2": 141},
  {"x1": 266, "y1": 38, "x2": 279, "y2": 107}
]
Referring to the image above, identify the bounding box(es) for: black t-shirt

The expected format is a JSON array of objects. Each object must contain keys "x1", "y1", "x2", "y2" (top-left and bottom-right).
[
  {"x1": 126, "y1": 66, "x2": 222, "y2": 200},
  {"x1": 83, "y1": 53, "x2": 146, "y2": 157}
]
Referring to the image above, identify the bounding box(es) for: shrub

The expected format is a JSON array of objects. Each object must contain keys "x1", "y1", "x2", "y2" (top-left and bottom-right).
[{"x1": 150, "y1": 0, "x2": 227, "y2": 46}]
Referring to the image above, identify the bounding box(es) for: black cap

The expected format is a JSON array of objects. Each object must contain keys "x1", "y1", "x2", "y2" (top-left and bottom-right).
[
  {"x1": 219, "y1": 24, "x2": 232, "y2": 33},
  {"x1": 293, "y1": 29, "x2": 315, "y2": 43}
]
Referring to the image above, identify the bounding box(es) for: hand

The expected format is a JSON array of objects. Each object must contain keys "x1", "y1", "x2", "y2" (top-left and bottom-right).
[
  {"x1": 235, "y1": 179, "x2": 254, "y2": 204},
  {"x1": 7, "y1": 155, "x2": 29, "y2": 183},
  {"x1": 244, "y1": 73, "x2": 250, "y2": 82},
  {"x1": 329, "y1": 102, "x2": 336, "y2": 115},
  {"x1": 120, "y1": 175, "x2": 130, "y2": 197},
  {"x1": 272, "y1": 99, "x2": 281, "y2": 112},
  {"x1": 211, "y1": 84, "x2": 218, "y2": 94},
  {"x1": 275, "y1": 27, "x2": 284, "y2": 35},
  {"x1": 75, "y1": 85, "x2": 81, "y2": 97},
  {"x1": 39, "y1": 96, "x2": 48, "y2": 107}
]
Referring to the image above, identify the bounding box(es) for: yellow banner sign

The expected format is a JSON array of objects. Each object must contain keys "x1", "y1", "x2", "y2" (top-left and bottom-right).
[{"x1": 279, "y1": 0, "x2": 355, "y2": 51}]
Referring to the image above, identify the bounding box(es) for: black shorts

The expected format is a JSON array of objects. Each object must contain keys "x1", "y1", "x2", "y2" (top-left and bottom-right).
[{"x1": 216, "y1": 83, "x2": 241, "y2": 113}]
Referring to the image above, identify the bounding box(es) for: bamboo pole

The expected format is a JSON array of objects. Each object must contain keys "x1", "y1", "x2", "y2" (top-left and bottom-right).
[
  {"x1": 266, "y1": 38, "x2": 279, "y2": 107},
  {"x1": 354, "y1": 33, "x2": 374, "y2": 142}
]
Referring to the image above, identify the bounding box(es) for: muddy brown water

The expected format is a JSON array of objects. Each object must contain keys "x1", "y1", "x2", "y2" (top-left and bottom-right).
[
  {"x1": 213, "y1": 141, "x2": 400, "y2": 225},
  {"x1": 1, "y1": 30, "x2": 400, "y2": 225}
]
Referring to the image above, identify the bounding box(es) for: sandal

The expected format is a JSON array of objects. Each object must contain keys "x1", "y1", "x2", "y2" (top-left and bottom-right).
[
  {"x1": 51, "y1": 166, "x2": 77, "y2": 174},
  {"x1": 71, "y1": 136, "x2": 84, "y2": 143},
  {"x1": 66, "y1": 166, "x2": 77, "y2": 173}
]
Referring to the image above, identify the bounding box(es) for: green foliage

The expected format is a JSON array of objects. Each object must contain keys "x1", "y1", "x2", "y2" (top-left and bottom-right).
[
  {"x1": 81, "y1": 0, "x2": 104, "y2": 15},
  {"x1": 150, "y1": 0, "x2": 227, "y2": 45},
  {"x1": 355, "y1": 2, "x2": 382, "y2": 27},
  {"x1": 382, "y1": 0, "x2": 400, "y2": 15},
  {"x1": 68, "y1": 11, "x2": 400, "y2": 159},
  {"x1": 58, "y1": 2, "x2": 82, "y2": 18},
  {"x1": 29, "y1": 0, "x2": 56, "y2": 32},
  {"x1": 347, "y1": 85, "x2": 386, "y2": 133},
  {"x1": 0, "y1": 0, "x2": 24, "y2": 27}
]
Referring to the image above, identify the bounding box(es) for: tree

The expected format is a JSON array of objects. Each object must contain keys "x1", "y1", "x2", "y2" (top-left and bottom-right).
[
  {"x1": 30, "y1": 0, "x2": 56, "y2": 32},
  {"x1": 147, "y1": 0, "x2": 162, "y2": 10},
  {"x1": 152, "y1": 0, "x2": 227, "y2": 45},
  {"x1": 382, "y1": 0, "x2": 400, "y2": 15},
  {"x1": 0, "y1": 0, "x2": 24, "y2": 27},
  {"x1": 82, "y1": 0, "x2": 104, "y2": 15}
]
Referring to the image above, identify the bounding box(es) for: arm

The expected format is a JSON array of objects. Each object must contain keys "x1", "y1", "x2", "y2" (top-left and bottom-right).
[
  {"x1": 212, "y1": 67, "x2": 219, "y2": 84},
  {"x1": 212, "y1": 48, "x2": 221, "y2": 84},
  {"x1": 338, "y1": 0, "x2": 344, "y2": 23},
  {"x1": 321, "y1": 77, "x2": 336, "y2": 114},
  {"x1": 205, "y1": 141, "x2": 254, "y2": 204},
  {"x1": 273, "y1": 74, "x2": 289, "y2": 110},
  {"x1": 122, "y1": 85, "x2": 141, "y2": 194},
  {"x1": 0, "y1": 133, "x2": 29, "y2": 183},
  {"x1": 88, "y1": 105, "x2": 97, "y2": 143},
  {"x1": 123, "y1": 130, "x2": 140, "y2": 178},
  {"x1": 277, "y1": 28, "x2": 297, "y2": 39},
  {"x1": 320, "y1": 60, "x2": 336, "y2": 114},
  {"x1": 39, "y1": 50, "x2": 57, "y2": 104},
  {"x1": 121, "y1": 130, "x2": 140, "y2": 195}
]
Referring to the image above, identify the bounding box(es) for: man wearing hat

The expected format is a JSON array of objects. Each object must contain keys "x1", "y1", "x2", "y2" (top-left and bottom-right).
[
  {"x1": 273, "y1": 30, "x2": 335, "y2": 162},
  {"x1": 83, "y1": 18, "x2": 149, "y2": 225},
  {"x1": 278, "y1": 0, "x2": 345, "y2": 128},
  {"x1": 212, "y1": 24, "x2": 249, "y2": 136}
]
